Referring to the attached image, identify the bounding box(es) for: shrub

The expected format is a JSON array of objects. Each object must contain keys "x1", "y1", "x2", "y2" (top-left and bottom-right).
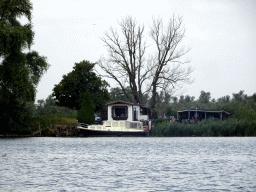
[
  {"x1": 154, "y1": 118, "x2": 169, "y2": 126},
  {"x1": 77, "y1": 90, "x2": 95, "y2": 125}
]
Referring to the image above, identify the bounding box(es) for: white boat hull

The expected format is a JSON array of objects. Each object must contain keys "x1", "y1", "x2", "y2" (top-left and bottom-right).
[{"x1": 77, "y1": 121, "x2": 148, "y2": 137}]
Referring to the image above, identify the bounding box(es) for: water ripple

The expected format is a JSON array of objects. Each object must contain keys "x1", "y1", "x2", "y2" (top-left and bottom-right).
[{"x1": 0, "y1": 137, "x2": 256, "y2": 191}]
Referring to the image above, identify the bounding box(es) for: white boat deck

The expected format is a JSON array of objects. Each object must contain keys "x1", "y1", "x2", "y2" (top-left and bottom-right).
[{"x1": 77, "y1": 121, "x2": 145, "y2": 133}]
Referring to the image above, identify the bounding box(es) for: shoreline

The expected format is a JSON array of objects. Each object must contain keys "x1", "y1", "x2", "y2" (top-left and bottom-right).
[{"x1": 1, "y1": 134, "x2": 255, "y2": 138}]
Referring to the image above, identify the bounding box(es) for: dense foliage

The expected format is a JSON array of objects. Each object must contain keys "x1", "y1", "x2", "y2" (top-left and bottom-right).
[
  {"x1": 149, "y1": 90, "x2": 256, "y2": 120},
  {"x1": 52, "y1": 60, "x2": 109, "y2": 112},
  {"x1": 26, "y1": 95, "x2": 77, "y2": 116},
  {"x1": 0, "y1": 0, "x2": 49, "y2": 134},
  {"x1": 77, "y1": 90, "x2": 95, "y2": 124}
]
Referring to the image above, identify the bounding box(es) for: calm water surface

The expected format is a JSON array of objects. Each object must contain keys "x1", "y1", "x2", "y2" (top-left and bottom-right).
[{"x1": 0, "y1": 137, "x2": 255, "y2": 191}]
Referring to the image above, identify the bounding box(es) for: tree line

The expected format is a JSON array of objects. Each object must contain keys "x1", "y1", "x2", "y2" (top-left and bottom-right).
[
  {"x1": 25, "y1": 95, "x2": 77, "y2": 116},
  {"x1": 25, "y1": 87, "x2": 256, "y2": 123},
  {"x1": 108, "y1": 88, "x2": 256, "y2": 122}
]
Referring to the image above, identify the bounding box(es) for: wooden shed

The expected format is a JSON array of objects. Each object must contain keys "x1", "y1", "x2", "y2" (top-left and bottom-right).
[{"x1": 177, "y1": 109, "x2": 230, "y2": 123}]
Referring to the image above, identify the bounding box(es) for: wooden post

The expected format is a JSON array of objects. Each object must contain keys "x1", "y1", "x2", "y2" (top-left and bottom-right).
[{"x1": 39, "y1": 122, "x2": 41, "y2": 136}]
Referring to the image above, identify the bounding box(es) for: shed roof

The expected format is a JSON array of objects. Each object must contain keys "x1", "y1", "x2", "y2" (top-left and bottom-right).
[{"x1": 177, "y1": 109, "x2": 230, "y2": 115}]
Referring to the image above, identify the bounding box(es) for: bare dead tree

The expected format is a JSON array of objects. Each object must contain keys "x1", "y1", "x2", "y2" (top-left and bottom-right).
[
  {"x1": 98, "y1": 16, "x2": 152, "y2": 103},
  {"x1": 98, "y1": 15, "x2": 192, "y2": 107},
  {"x1": 149, "y1": 16, "x2": 193, "y2": 109}
]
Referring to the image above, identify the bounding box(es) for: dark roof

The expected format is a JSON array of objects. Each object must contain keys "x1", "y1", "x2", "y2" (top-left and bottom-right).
[
  {"x1": 106, "y1": 100, "x2": 149, "y2": 108},
  {"x1": 177, "y1": 109, "x2": 230, "y2": 115},
  {"x1": 107, "y1": 100, "x2": 134, "y2": 106}
]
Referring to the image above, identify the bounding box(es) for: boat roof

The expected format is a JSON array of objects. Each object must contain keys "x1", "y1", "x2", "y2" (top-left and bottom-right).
[
  {"x1": 107, "y1": 100, "x2": 134, "y2": 106},
  {"x1": 107, "y1": 100, "x2": 148, "y2": 108}
]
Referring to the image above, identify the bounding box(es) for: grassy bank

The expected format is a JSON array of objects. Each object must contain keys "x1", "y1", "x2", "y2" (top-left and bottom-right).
[
  {"x1": 150, "y1": 118, "x2": 256, "y2": 137},
  {"x1": 27, "y1": 114, "x2": 77, "y2": 133},
  {"x1": 30, "y1": 114, "x2": 77, "y2": 128},
  {"x1": 0, "y1": 114, "x2": 78, "y2": 137},
  {"x1": 27, "y1": 114, "x2": 78, "y2": 136}
]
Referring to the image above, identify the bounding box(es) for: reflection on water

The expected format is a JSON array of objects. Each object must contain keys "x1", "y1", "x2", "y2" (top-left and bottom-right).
[{"x1": 0, "y1": 137, "x2": 256, "y2": 191}]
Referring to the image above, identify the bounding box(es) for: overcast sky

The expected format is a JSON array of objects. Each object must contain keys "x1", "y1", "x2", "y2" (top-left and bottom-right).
[{"x1": 30, "y1": 0, "x2": 256, "y2": 102}]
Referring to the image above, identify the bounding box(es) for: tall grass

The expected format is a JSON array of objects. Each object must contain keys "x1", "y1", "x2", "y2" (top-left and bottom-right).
[
  {"x1": 150, "y1": 118, "x2": 256, "y2": 137},
  {"x1": 29, "y1": 114, "x2": 77, "y2": 131}
]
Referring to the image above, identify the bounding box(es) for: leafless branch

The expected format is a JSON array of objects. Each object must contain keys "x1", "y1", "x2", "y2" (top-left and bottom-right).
[{"x1": 99, "y1": 15, "x2": 192, "y2": 107}]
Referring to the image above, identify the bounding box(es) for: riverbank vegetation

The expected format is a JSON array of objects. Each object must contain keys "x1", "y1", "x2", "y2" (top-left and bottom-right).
[
  {"x1": 22, "y1": 90, "x2": 256, "y2": 137},
  {"x1": 30, "y1": 114, "x2": 77, "y2": 130},
  {"x1": 150, "y1": 90, "x2": 256, "y2": 137},
  {"x1": 1, "y1": 114, "x2": 77, "y2": 136},
  {"x1": 150, "y1": 118, "x2": 256, "y2": 137}
]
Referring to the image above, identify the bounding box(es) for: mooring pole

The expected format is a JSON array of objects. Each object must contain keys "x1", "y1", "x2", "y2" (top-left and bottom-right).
[{"x1": 39, "y1": 122, "x2": 41, "y2": 136}]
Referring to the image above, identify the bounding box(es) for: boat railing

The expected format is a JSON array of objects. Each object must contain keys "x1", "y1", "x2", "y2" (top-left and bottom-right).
[
  {"x1": 78, "y1": 123, "x2": 88, "y2": 128},
  {"x1": 102, "y1": 121, "x2": 143, "y2": 129}
]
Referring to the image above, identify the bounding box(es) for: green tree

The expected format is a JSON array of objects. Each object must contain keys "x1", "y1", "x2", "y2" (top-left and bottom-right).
[
  {"x1": 109, "y1": 86, "x2": 149, "y2": 105},
  {"x1": 52, "y1": 60, "x2": 110, "y2": 112},
  {"x1": 30, "y1": 95, "x2": 77, "y2": 116},
  {"x1": 109, "y1": 87, "x2": 132, "y2": 102},
  {"x1": 77, "y1": 90, "x2": 95, "y2": 124},
  {"x1": 172, "y1": 96, "x2": 178, "y2": 104},
  {"x1": 179, "y1": 95, "x2": 185, "y2": 104},
  {"x1": 40, "y1": 95, "x2": 59, "y2": 114},
  {"x1": 199, "y1": 91, "x2": 211, "y2": 104},
  {"x1": 217, "y1": 95, "x2": 230, "y2": 103},
  {"x1": 153, "y1": 91, "x2": 172, "y2": 118},
  {"x1": 152, "y1": 108, "x2": 159, "y2": 120},
  {"x1": 165, "y1": 106, "x2": 172, "y2": 118},
  {"x1": 0, "y1": 0, "x2": 49, "y2": 134},
  {"x1": 232, "y1": 90, "x2": 245, "y2": 102}
]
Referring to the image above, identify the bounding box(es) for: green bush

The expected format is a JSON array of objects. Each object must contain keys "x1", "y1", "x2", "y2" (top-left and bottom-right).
[
  {"x1": 77, "y1": 90, "x2": 95, "y2": 124},
  {"x1": 154, "y1": 118, "x2": 169, "y2": 126},
  {"x1": 152, "y1": 108, "x2": 159, "y2": 119}
]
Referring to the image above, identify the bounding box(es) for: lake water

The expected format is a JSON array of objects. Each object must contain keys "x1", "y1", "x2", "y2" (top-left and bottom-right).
[{"x1": 0, "y1": 137, "x2": 256, "y2": 191}]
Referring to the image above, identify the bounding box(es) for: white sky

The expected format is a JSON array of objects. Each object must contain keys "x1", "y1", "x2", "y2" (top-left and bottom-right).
[{"x1": 30, "y1": 0, "x2": 256, "y2": 102}]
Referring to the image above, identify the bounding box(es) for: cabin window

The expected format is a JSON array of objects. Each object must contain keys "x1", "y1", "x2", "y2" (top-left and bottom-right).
[
  {"x1": 112, "y1": 106, "x2": 128, "y2": 120},
  {"x1": 140, "y1": 107, "x2": 148, "y2": 115}
]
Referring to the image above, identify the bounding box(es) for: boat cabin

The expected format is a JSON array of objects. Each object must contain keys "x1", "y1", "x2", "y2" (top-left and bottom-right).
[
  {"x1": 106, "y1": 101, "x2": 151, "y2": 122},
  {"x1": 177, "y1": 109, "x2": 230, "y2": 123}
]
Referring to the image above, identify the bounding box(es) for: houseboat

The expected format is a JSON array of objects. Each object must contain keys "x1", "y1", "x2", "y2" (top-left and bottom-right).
[{"x1": 77, "y1": 101, "x2": 151, "y2": 137}]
